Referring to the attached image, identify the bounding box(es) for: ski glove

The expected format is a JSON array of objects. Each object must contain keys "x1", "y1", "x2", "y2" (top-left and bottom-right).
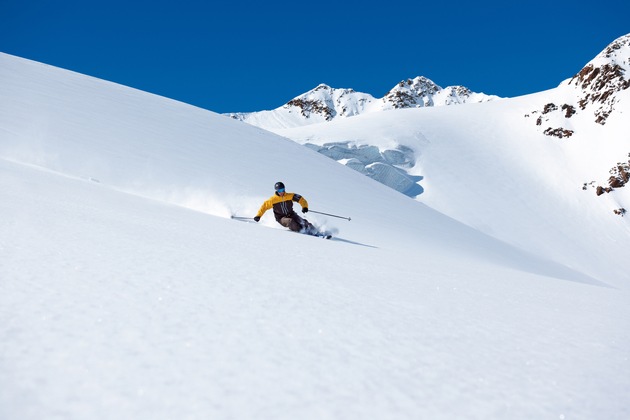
[
  {"x1": 254, "y1": 216, "x2": 260, "y2": 222},
  {"x1": 302, "y1": 207, "x2": 308, "y2": 213}
]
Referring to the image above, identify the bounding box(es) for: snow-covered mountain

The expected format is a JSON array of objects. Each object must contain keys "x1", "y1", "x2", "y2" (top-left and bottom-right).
[
  {"x1": 1, "y1": 34, "x2": 630, "y2": 420},
  {"x1": 381, "y1": 76, "x2": 497, "y2": 109},
  {"x1": 528, "y1": 32, "x2": 630, "y2": 136},
  {"x1": 525, "y1": 33, "x2": 630, "y2": 204},
  {"x1": 227, "y1": 76, "x2": 500, "y2": 130},
  {"x1": 262, "y1": 34, "x2": 630, "y2": 282},
  {"x1": 567, "y1": 33, "x2": 630, "y2": 125},
  {"x1": 229, "y1": 35, "x2": 630, "y2": 216}
]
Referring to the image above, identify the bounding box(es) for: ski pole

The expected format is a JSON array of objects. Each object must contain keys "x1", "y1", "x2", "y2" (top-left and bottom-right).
[
  {"x1": 231, "y1": 215, "x2": 255, "y2": 221},
  {"x1": 309, "y1": 210, "x2": 351, "y2": 221}
]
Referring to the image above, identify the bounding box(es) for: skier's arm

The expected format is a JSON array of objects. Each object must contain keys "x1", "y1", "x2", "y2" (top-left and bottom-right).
[
  {"x1": 292, "y1": 193, "x2": 308, "y2": 211},
  {"x1": 255, "y1": 199, "x2": 273, "y2": 218}
]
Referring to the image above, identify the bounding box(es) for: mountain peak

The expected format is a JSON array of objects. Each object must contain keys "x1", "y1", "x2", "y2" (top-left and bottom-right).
[
  {"x1": 567, "y1": 33, "x2": 630, "y2": 124},
  {"x1": 382, "y1": 76, "x2": 442, "y2": 108},
  {"x1": 227, "y1": 76, "x2": 500, "y2": 130},
  {"x1": 283, "y1": 83, "x2": 376, "y2": 122},
  {"x1": 597, "y1": 33, "x2": 630, "y2": 64},
  {"x1": 313, "y1": 83, "x2": 333, "y2": 91}
]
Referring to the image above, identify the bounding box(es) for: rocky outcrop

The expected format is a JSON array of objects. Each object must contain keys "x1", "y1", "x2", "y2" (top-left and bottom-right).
[
  {"x1": 606, "y1": 157, "x2": 630, "y2": 190},
  {"x1": 283, "y1": 84, "x2": 375, "y2": 121},
  {"x1": 381, "y1": 77, "x2": 498, "y2": 109},
  {"x1": 527, "y1": 34, "x2": 630, "y2": 137},
  {"x1": 527, "y1": 102, "x2": 576, "y2": 139},
  {"x1": 568, "y1": 34, "x2": 630, "y2": 125},
  {"x1": 584, "y1": 153, "x2": 630, "y2": 196},
  {"x1": 542, "y1": 127, "x2": 574, "y2": 138},
  {"x1": 286, "y1": 97, "x2": 335, "y2": 121},
  {"x1": 382, "y1": 77, "x2": 441, "y2": 108},
  {"x1": 582, "y1": 153, "x2": 630, "y2": 217},
  {"x1": 570, "y1": 63, "x2": 630, "y2": 125}
]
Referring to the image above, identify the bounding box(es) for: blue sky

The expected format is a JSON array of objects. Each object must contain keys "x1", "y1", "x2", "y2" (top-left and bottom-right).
[{"x1": 2, "y1": 0, "x2": 629, "y2": 113}]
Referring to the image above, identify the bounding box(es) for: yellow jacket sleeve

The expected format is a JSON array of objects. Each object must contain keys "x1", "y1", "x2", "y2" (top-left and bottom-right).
[
  {"x1": 256, "y1": 198, "x2": 273, "y2": 218},
  {"x1": 297, "y1": 195, "x2": 308, "y2": 209}
]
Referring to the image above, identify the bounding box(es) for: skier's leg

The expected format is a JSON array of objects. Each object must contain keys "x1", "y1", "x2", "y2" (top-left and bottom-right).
[
  {"x1": 295, "y1": 215, "x2": 318, "y2": 235},
  {"x1": 280, "y1": 216, "x2": 302, "y2": 232}
]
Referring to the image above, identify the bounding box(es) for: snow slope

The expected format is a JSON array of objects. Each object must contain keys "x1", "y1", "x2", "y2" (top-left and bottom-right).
[
  {"x1": 256, "y1": 34, "x2": 630, "y2": 286},
  {"x1": 273, "y1": 93, "x2": 630, "y2": 285},
  {"x1": 1, "y1": 53, "x2": 629, "y2": 420}
]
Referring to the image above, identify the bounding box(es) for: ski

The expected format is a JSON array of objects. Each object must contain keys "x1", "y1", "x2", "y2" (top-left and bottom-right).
[
  {"x1": 232, "y1": 215, "x2": 333, "y2": 239},
  {"x1": 314, "y1": 232, "x2": 333, "y2": 239}
]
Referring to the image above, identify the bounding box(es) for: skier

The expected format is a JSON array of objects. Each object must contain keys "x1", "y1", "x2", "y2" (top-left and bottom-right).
[{"x1": 254, "y1": 182, "x2": 320, "y2": 236}]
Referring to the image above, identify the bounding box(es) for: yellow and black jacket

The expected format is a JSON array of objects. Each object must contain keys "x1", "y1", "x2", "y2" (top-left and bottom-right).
[{"x1": 256, "y1": 192, "x2": 308, "y2": 222}]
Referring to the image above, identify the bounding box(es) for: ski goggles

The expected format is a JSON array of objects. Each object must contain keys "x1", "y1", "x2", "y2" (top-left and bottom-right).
[{"x1": 276, "y1": 188, "x2": 285, "y2": 193}]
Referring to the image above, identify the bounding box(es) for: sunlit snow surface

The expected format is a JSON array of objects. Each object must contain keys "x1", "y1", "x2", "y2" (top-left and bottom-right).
[{"x1": 1, "y1": 52, "x2": 629, "y2": 419}]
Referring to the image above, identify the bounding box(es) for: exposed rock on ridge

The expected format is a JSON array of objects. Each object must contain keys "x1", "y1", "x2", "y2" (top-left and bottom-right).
[
  {"x1": 527, "y1": 34, "x2": 630, "y2": 138},
  {"x1": 284, "y1": 84, "x2": 374, "y2": 121},
  {"x1": 569, "y1": 34, "x2": 630, "y2": 125},
  {"x1": 227, "y1": 77, "x2": 500, "y2": 130},
  {"x1": 382, "y1": 77, "x2": 441, "y2": 108}
]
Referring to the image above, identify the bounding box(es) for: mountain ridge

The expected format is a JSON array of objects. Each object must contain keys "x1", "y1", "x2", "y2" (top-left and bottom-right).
[
  {"x1": 227, "y1": 76, "x2": 500, "y2": 130},
  {"x1": 259, "y1": 34, "x2": 630, "y2": 283},
  {"x1": 232, "y1": 34, "x2": 630, "y2": 212}
]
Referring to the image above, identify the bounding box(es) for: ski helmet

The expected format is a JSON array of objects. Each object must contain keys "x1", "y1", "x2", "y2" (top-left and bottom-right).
[{"x1": 274, "y1": 181, "x2": 285, "y2": 191}]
